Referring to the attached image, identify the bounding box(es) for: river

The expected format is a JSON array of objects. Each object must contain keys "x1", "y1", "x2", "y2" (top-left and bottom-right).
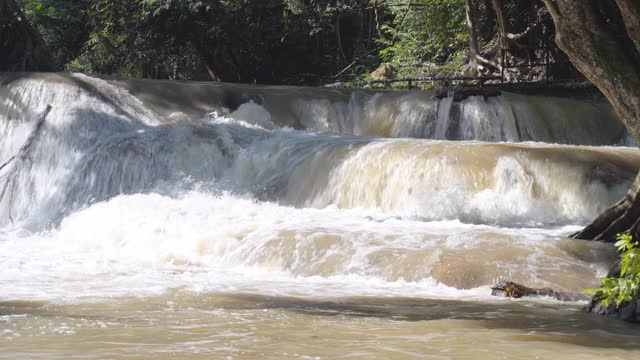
[{"x1": 0, "y1": 73, "x2": 639, "y2": 359}]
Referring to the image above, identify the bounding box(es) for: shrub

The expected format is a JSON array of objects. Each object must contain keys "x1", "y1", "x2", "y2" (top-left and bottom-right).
[{"x1": 586, "y1": 233, "x2": 640, "y2": 308}]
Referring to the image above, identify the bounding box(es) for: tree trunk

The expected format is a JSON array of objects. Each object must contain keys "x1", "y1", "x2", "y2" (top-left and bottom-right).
[
  {"x1": 573, "y1": 175, "x2": 640, "y2": 241},
  {"x1": 491, "y1": 0, "x2": 509, "y2": 50},
  {"x1": 0, "y1": 0, "x2": 53, "y2": 71},
  {"x1": 464, "y1": 0, "x2": 481, "y2": 76},
  {"x1": 615, "y1": 0, "x2": 640, "y2": 51},
  {"x1": 541, "y1": 0, "x2": 640, "y2": 241}
]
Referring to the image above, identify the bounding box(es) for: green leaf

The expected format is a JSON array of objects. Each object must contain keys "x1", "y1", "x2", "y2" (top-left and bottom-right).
[
  {"x1": 586, "y1": 233, "x2": 640, "y2": 308},
  {"x1": 583, "y1": 288, "x2": 600, "y2": 294}
]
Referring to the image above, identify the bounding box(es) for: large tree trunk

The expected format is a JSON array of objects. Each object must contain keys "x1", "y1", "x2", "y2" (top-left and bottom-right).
[
  {"x1": 541, "y1": 0, "x2": 640, "y2": 242},
  {"x1": 0, "y1": 0, "x2": 53, "y2": 71}
]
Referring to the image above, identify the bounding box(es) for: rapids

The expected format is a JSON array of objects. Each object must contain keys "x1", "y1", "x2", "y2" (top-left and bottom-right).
[{"x1": 1, "y1": 73, "x2": 639, "y2": 359}]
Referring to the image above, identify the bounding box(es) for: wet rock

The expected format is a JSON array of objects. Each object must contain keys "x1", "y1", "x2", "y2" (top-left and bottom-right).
[
  {"x1": 585, "y1": 263, "x2": 640, "y2": 323},
  {"x1": 587, "y1": 297, "x2": 640, "y2": 323}
]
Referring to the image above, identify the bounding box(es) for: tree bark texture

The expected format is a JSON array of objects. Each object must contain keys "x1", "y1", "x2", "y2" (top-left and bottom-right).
[
  {"x1": 491, "y1": 0, "x2": 509, "y2": 50},
  {"x1": 615, "y1": 0, "x2": 640, "y2": 51}
]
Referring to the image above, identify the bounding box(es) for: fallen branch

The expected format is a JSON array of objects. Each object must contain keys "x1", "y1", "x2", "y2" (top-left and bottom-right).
[
  {"x1": 15, "y1": 105, "x2": 52, "y2": 161},
  {"x1": 0, "y1": 155, "x2": 15, "y2": 172},
  {"x1": 0, "y1": 105, "x2": 52, "y2": 224}
]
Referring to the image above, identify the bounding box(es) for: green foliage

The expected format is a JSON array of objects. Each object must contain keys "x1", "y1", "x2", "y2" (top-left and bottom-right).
[
  {"x1": 378, "y1": 0, "x2": 468, "y2": 77},
  {"x1": 585, "y1": 234, "x2": 640, "y2": 308},
  {"x1": 19, "y1": 0, "x2": 92, "y2": 68},
  {"x1": 15, "y1": 0, "x2": 499, "y2": 84},
  {"x1": 18, "y1": 0, "x2": 381, "y2": 83}
]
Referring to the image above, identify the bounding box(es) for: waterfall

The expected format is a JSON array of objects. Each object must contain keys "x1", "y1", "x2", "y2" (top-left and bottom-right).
[
  {"x1": 0, "y1": 73, "x2": 636, "y2": 229},
  {"x1": 0, "y1": 72, "x2": 632, "y2": 308}
]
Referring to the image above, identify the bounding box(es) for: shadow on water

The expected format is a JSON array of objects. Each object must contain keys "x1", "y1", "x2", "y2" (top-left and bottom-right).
[
  {"x1": 2, "y1": 72, "x2": 358, "y2": 229},
  {"x1": 4, "y1": 106, "x2": 148, "y2": 229},
  {"x1": 1, "y1": 74, "x2": 271, "y2": 229},
  {"x1": 2, "y1": 293, "x2": 639, "y2": 350},
  {"x1": 21, "y1": 108, "x2": 230, "y2": 227},
  {"x1": 205, "y1": 293, "x2": 640, "y2": 349}
]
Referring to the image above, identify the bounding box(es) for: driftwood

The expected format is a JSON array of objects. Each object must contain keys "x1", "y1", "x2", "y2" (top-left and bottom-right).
[
  {"x1": 491, "y1": 280, "x2": 590, "y2": 302},
  {"x1": 0, "y1": 105, "x2": 52, "y2": 223}
]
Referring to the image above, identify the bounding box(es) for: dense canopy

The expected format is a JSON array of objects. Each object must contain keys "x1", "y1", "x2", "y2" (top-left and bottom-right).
[{"x1": 9, "y1": 0, "x2": 567, "y2": 85}]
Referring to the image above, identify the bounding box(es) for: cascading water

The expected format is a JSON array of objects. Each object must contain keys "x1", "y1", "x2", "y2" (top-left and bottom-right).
[{"x1": 2, "y1": 73, "x2": 640, "y2": 359}]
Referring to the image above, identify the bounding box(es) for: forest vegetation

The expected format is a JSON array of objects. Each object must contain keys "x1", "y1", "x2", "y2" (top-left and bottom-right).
[{"x1": 5, "y1": 0, "x2": 574, "y2": 85}]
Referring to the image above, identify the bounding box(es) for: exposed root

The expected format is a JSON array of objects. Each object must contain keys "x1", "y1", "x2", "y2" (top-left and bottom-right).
[
  {"x1": 462, "y1": 54, "x2": 502, "y2": 78},
  {"x1": 571, "y1": 171, "x2": 640, "y2": 242}
]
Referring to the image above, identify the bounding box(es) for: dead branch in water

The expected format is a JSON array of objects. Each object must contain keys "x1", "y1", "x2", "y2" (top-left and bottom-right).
[
  {"x1": 0, "y1": 105, "x2": 52, "y2": 224},
  {"x1": 0, "y1": 155, "x2": 15, "y2": 172}
]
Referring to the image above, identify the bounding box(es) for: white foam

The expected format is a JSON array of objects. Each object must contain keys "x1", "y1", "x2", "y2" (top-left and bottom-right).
[
  {"x1": 207, "y1": 101, "x2": 277, "y2": 130},
  {"x1": 0, "y1": 192, "x2": 609, "y2": 303}
]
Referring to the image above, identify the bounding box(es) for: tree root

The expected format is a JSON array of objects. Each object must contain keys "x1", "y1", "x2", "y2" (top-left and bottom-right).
[{"x1": 571, "y1": 171, "x2": 640, "y2": 242}]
